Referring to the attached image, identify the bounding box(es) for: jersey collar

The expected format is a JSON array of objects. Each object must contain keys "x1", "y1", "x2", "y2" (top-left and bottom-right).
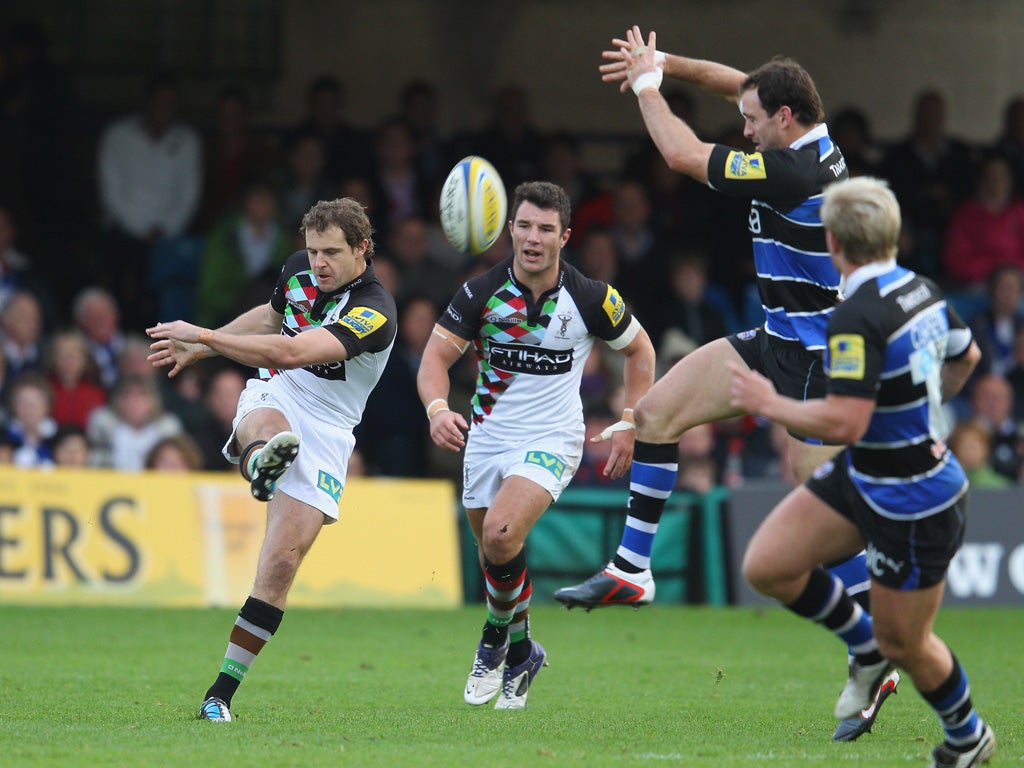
[
  {"x1": 790, "y1": 122, "x2": 829, "y2": 150},
  {"x1": 311, "y1": 258, "x2": 375, "y2": 318},
  {"x1": 844, "y1": 258, "x2": 898, "y2": 297}
]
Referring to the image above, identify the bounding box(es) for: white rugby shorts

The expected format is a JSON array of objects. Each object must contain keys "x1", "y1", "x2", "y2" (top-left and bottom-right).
[
  {"x1": 223, "y1": 378, "x2": 355, "y2": 522},
  {"x1": 461, "y1": 427, "x2": 582, "y2": 509}
]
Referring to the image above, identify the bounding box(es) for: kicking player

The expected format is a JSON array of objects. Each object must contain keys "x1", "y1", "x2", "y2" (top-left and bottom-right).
[{"x1": 148, "y1": 198, "x2": 396, "y2": 722}]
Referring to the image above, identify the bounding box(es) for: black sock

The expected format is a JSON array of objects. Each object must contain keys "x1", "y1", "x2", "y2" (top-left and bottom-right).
[{"x1": 205, "y1": 596, "x2": 284, "y2": 707}]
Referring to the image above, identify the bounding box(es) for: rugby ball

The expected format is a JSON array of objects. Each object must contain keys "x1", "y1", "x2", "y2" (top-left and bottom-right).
[{"x1": 439, "y1": 156, "x2": 508, "y2": 254}]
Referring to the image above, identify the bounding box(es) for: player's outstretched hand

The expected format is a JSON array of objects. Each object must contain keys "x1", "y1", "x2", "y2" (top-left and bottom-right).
[
  {"x1": 601, "y1": 26, "x2": 662, "y2": 94},
  {"x1": 146, "y1": 321, "x2": 207, "y2": 378},
  {"x1": 428, "y1": 409, "x2": 469, "y2": 453},
  {"x1": 599, "y1": 36, "x2": 633, "y2": 86}
]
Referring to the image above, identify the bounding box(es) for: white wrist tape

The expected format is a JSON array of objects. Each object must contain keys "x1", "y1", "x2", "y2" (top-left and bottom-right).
[
  {"x1": 654, "y1": 50, "x2": 666, "y2": 66},
  {"x1": 631, "y1": 69, "x2": 664, "y2": 96},
  {"x1": 596, "y1": 420, "x2": 637, "y2": 441}
]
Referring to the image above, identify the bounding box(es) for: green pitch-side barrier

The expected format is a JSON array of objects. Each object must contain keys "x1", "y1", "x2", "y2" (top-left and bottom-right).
[{"x1": 458, "y1": 486, "x2": 731, "y2": 606}]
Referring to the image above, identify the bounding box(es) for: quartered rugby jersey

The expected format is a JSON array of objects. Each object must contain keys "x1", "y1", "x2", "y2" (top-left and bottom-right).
[
  {"x1": 824, "y1": 260, "x2": 973, "y2": 520},
  {"x1": 708, "y1": 123, "x2": 848, "y2": 351},
  {"x1": 438, "y1": 257, "x2": 640, "y2": 441},
  {"x1": 266, "y1": 251, "x2": 397, "y2": 429}
]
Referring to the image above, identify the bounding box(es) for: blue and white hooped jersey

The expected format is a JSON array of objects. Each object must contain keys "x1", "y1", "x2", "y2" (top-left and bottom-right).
[
  {"x1": 708, "y1": 124, "x2": 847, "y2": 351},
  {"x1": 437, "y1": 257, "x2": 640, "y2": 445},
  {"x1": 824, "y1": 261, "x2": 973, "y2": 520}
]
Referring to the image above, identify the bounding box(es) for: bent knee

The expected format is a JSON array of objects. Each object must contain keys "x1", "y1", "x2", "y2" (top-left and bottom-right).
[
  {"x1": 742, "y1": 549, "x2": 779, "y2": 594},
  {"x1": 481, "y1": 522, "x2": 521, "y2": 562}
]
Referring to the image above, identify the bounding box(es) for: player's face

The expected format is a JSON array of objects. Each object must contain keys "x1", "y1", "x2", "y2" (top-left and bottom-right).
[
  {"x1": 509, "y1": 201, "x2": 570, "y2": 281},
  {"x1": 740, "y1": 89, "x2": 785, "y2": 152},
  {"x1": 305, "y1": 225, "x2": 368, "y2": 292}
]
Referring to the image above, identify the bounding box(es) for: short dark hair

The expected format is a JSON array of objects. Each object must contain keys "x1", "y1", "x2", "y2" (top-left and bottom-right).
[
  {"x1": 511, "y1": 182, "x2": 571, "y2": 232},
  {"x1": 742, "y1": 57, "x2": 824, "y2": 125},
  {"x1": 300, "y1": 198, "x2": 375, "y2": 258}
]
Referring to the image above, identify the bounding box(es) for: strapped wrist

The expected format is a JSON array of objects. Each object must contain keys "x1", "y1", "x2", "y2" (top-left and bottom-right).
[
  {"x1": 632, "y1": 69, "x2": 663, "y2": 96},
  {"x1": 426, "y1": 398, "x2": 450, "y2": 419}
]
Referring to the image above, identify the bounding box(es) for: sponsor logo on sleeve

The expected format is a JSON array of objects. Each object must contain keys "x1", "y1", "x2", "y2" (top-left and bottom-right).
[
  {"x1": 724, "y1": 151, "x2": 767, "y2": 180},
  {"x1": 340, "y1": 307, "x2": 386, "y2": 338},
  {"x1": 829, "y1": 334, "x2": 866, "y2": 379},
  {"x1": 602, "y1": 286, "x2": 626, "y2": 326}
]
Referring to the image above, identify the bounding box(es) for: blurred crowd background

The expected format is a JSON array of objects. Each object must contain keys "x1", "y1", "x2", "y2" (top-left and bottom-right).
[{"x1": 3, "y1": 11, "x2": 1024, "y2": 495}]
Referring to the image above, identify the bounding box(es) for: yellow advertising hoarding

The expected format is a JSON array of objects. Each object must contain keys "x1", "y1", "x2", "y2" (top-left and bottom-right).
[{"x1": 0, "y1": 468, "x2": 462, "y2": 608}]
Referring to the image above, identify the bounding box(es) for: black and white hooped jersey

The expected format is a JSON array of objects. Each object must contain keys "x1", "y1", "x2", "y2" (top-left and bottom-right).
[
  {"x1": 265, "y1": 252, "x2": 397, "y2": 429},
  {"x1": 438, "y1": 257, "x2": 641, "y2": 442},
  {"x1": 708, "y1": 124, "x2": 848, "y2": 351},
  {"x1": 824, "y1": 261, "x2": 973, "y2": 520}
]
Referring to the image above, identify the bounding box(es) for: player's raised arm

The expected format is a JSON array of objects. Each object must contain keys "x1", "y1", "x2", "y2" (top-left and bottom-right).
[{"x1": 600, "y1": 26, "x2": 747, "y2": 102}]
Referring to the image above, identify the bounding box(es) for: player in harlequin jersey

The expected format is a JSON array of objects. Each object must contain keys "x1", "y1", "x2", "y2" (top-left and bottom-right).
[
  {"x1": 147, "y1": 198, "x2": 396, "y2": 723},
  {"x1": 417, "y1": 181, "x2": 656, "y2": 709},
  {"x1": 555, "y1": 25, "x2": 898, "y2": 742}
]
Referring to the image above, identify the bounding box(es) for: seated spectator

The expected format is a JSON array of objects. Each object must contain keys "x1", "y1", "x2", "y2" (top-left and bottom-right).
[
  {"x1": 0, "y1": 290, "x2": 45, "y2": 379},
  {"x1": 830, "y1": 106, "x2": 882, "y2": 177},
  {"x1": 994, "y1": 95, "x2": 1024, "y2": 193},
  {"x1": 87, "y1": 375, "x2": 184, "y2": 471},
  {"x1": 968, "y1": 373, "x2": 1023, "y2": 483},
  {"x1": 357, "y1": 296, "x2": 436, "y2": 477},
  {"x1": 45, "y1": 329, "x2": 107, "y2": 429},
  {"x1": 72, "y1": 287, "x2": 126, "y2": 390},
  {"x1": 880, "y1": 88, "x2": 977, "y2": 280},
  {"x1": 459, "y1": 84, "x2": 543, "y2": 190},
  {"x1": 644, "y1": 250, "x2": 737, "y2": 354},
  {"x1": 948, "y1": 420, "x2": 1013, "y2": 489},
  {"x1": 190, "y1": 365, "x2": 247, "y2": 470},
  {"x1": 195, "y1": 179, "x2": 294, "y2": 328},
  {"x1": 942, "y1": 153, "x2": 1024, "y2": 287},
  {"x1": 5, "y1": 372, "x2": 56, "y2": 468},
  {"x1": 285, "y1": 74, "x2": 371, "y2": 186},
  {"x1": 676, "y1": 456, "x2": 717, "y2": 494},
  {"x1": 366, "y1": 117, "x2": 434, "y2": 242},
  {"x1": 676, "y1": 423, "x2": 719, "y2": 492},
  {"x1": 572, "y1": 227, "x2": 619, "y2": 287},
  {"x1": 278, "y1": 130, "x2": 336, "y2": 232},
  {"x1": 0, "y1": 205, "x2": 55, "y2": 323},
  {"x1": 0, "y1": 433, "x2": 16, "y2": 464},
  {"x1": 49, "y1": 425, "x2": 92, "y2": 468},
  {"x1": 145, "y1": 433, "x2": 204, "y2": 472},
  {"x1": 96, "y1": 72, "x2": 203, "y2": 328},
  {"x1": 1004, "y1": 327, "x2": 1024, "y2": 421},
  {"x1": 541, "y1": 132, "x2": 609, "y2": 241},
  {"x1": 397, "y1": 79, "x2": 451, "y2": 191},
  {"x1": 967, "y1": 263, "x2": 1024, "y2": 380},
  {"x1": 607, "y1": 179, "x2": 671, "y2": 306},
  {"x1": 387, "y1": 216, "x2": 459, "y2": 307},
  {"x1": 199, "y1": 85, "x2": 281, "y2": 229}
]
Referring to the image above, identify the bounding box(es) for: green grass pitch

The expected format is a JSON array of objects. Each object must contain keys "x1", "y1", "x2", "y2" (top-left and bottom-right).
[{"x1": 0, "y1": 604, "x2": 1019, "y2": 767}]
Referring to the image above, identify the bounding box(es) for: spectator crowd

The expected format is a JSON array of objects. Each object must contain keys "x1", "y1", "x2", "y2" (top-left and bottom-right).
[{"x1": 3, "y1": 19, "x2": 1024, "y2": 491}]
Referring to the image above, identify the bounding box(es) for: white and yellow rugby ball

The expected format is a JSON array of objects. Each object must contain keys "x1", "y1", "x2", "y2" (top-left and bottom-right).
[{"x1": 439, "y1": 155, "x2": 507, "y2": 255}]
